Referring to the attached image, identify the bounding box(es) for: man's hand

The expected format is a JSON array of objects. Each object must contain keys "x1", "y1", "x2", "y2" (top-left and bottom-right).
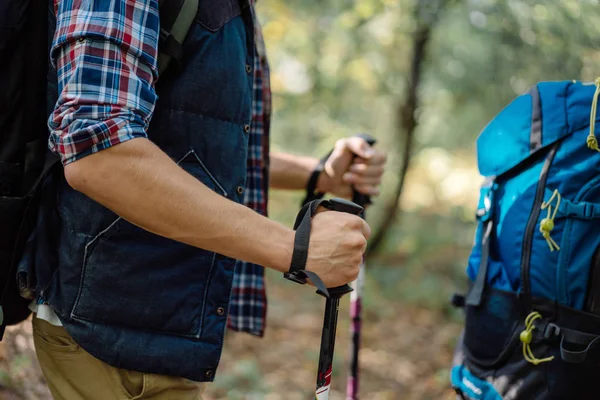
[
  {"x1": 317, "y1": 137, "x2": 387, "y2": 199},
  {"x1": 304, "y1": 208, "x2": 371, "y2": 288}
]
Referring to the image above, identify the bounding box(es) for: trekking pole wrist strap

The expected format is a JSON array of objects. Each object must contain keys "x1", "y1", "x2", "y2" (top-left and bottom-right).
[
  {"x1": 302, "y1": 151, "x2": 332, "y2": 206},
  {"x1": 284, "y1": 198, "x2": 363, "y2": 298}
]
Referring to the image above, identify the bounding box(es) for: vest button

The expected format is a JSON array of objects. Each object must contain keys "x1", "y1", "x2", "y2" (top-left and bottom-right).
[
  {"x1": 246, "y1": 64, "x2": 252, "y2": 74},
  {"x1": 243, "y1": 124, "x2": 250, "y2": 133},
  {"x1": 205, "y1": 369, "x2": 214, "y2": 378},
  {"x1": 237, "y1": 186, "x2": 244, "y2": 195},
  {"x1": 217, "y1": 307, "x2": 225, "y2": 315}
]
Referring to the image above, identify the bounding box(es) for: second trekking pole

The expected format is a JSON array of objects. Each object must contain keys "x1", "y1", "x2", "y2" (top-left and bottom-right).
[{"x1": 347, "y1": 134, "x2": 376, "y2": 400}]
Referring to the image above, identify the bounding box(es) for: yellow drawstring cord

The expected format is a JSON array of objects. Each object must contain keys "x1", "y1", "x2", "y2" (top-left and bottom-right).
[
  {"x1": 519, "y1": 312, "x2": 555, "y2": 365},
  {"x1": 587, "y1": 77, "x2": 600, "y2": 153},
  {"x1": 540, "y1": 189, "x2": 561, "y2": 251}
]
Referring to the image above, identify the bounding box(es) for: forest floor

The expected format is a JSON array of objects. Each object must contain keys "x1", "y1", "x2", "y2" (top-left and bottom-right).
[{"x1": 0, "y1": 270, "x2": 463, "y2": 400}]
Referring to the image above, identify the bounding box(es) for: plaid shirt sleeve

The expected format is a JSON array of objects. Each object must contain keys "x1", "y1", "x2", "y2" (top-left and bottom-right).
[{"x1": 48, "y1": 0, "x2": 160, "y2": 165}]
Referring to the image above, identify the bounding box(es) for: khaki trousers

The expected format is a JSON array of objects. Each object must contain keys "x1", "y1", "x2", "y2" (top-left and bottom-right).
[{"x1": 32, "y1": 317, "x2": 205, "y2": 400}]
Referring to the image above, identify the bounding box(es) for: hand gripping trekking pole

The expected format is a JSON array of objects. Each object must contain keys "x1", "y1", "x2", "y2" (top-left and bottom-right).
[
  {"x1": 347, "y1": 133, "x2": 376, "y2": 400},
  {"x1": 283, "y1": 198, "x2": 364, "y2": 400}
]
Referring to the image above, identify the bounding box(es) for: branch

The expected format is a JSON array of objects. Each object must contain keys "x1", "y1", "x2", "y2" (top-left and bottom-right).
[{"x1": 366, "y1": 0, "x2": 449, "y2": 256}]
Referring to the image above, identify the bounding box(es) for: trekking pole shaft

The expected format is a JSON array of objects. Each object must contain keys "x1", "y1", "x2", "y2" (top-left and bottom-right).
[
  {"x1": 347, "y1": 260, "x2": 366, "y2": 399},
  {"x1": 290, "y1": 199, "x2": 363, "y2": 400},
  {"x1": 347, "y1": 133, "x2": 376, "y2": 400},
  {"x1": 315, "y1": 295, "x2": 342, "y2": 400}
]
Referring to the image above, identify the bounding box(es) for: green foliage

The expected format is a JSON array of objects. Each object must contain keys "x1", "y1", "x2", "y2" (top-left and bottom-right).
[
  {"x1": 258, "y1": 0, "x2": 600, "y2": 310},
  {"x1": 9, "y1": 3, "x2": 600, "y2": 400}
]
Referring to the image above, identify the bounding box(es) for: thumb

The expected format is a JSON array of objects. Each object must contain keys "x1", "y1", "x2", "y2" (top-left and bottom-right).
[{"x1": 345, "y1": 137, "x2": 375, "y2": 159}]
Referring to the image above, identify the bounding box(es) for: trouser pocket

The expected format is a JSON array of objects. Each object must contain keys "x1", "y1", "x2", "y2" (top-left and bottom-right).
[{"x1": 33, "y1": 316, "x2": 204, "y2": 400}]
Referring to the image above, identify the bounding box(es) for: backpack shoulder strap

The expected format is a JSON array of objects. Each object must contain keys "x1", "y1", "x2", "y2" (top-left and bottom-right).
[{"x1": 157, "y1": 0, "x2": 199, "y2": 76}]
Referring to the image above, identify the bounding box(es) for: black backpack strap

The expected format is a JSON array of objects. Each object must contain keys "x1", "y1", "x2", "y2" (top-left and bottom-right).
[
  {"x1": 558, "y1": 326, "x2": 600, "y2": 363},
  {"x1": 465, "y1": 220, "x2": 493, "y2": 307},
  {"x1": 157, "y1": 0, "x2": 199, "y2": 76},
  {"x1": 0, "y1": 152, "x2": 60, "y2": 336}
]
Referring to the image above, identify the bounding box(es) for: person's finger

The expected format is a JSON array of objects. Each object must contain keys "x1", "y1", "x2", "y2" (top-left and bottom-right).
[
  {"x1": 348, "y1": 164, "x2": 384, "y2": 178},
  {"x1": 343, "y1": 137, "x2": 376, "y2": 160},
  {"x1": 352, "y1": 151, "x2": 386, "y2": 166},
  {"x1": 324, "y1": 139, "x2": 354, "y2": 177},
  {"x1": 343, "y1": 173, "x2": 381, "y2": 186},
  {"x1": 354, "y1": 184, "x2": 380, "y2": 197},
  {"x1": 360, "y1": 219, "x2": 372, "y2": 240}
]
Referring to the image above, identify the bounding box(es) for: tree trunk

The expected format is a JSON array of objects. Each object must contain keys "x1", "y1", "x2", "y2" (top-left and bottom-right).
[{"x1": 367, "y1": 0, "x2": 451, "y2": 257}]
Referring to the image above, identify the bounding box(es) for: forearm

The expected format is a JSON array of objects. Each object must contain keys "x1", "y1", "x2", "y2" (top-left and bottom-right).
[
  {"x1": 65, "y1": 138, "x2": 294, "y2": 272},
  {"x1": 270, "y1": 152, "x2": 323, "y2": 191}
]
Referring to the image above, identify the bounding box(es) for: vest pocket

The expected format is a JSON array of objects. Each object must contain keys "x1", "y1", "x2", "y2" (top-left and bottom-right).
[
  {"x1": 70, "y1": 149, "x2": 226, "y2": 337},
  {"x1": 195, "y1": 0, "x2": 245, "y2": 32}
]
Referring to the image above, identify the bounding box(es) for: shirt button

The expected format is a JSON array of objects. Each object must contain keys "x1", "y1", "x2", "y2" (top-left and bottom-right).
[
  {"x1": 246, "y1": 64, "x2": 252, "y2": 74},
  {"x1": 217, "y1": 307, "x2": 225, "y2": 315},
  {"x1": 243, "y1": 124, "x2": 250, "y2": 133},
  {"x1": 237, "y1": 186, "x2": 244, "y2": 195}
]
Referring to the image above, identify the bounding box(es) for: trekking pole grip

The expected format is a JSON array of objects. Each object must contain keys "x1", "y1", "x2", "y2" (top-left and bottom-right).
[
  {"x1": 351, "y1": 133, "x2": 377, "y2": 208},
  {"x1": 284, "y1": 198, "x2": 364, "y2": 299},
  {"x1": 302, "y1": 133, "x2": 377, "y2": 207}
]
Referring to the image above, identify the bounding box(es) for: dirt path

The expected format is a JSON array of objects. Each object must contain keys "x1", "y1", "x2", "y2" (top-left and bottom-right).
[
  {"x1": 205, "y1": 276, "x2": 462, "y2": 400},
  {"x1": 0, "y1": 276, "x2": 462, "y2": 400}
]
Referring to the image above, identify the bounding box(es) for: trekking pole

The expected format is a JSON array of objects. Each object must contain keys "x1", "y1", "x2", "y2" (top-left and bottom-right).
[
  {"x1": 347, "y1": 134, "x2": 376, "y2": 400},
  {"x1": 282, "y1": 198, "x2": 364, "y2": 400},
  {"x1": 315, "y1": 284, "x2": 353, "y2": 400},
  {"x1": 298, "y1": 133, "x2": 377, "y2": 399}
]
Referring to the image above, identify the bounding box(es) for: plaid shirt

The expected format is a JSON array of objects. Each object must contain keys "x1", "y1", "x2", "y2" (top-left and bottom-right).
[
  {"x1": 49, "y1": 0, "x2": 269, "y2": 336},
  {"x1": 228, "y1": 19, "x2": 270, "y2": 337}
]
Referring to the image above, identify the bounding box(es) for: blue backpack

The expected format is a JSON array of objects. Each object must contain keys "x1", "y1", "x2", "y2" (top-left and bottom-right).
[{"x1": 451, "y1": 79, "x2": 600, "y2": 399}]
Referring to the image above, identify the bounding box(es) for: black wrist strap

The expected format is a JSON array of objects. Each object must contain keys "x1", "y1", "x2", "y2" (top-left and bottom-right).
[
  {"x1": 302, "y1": 150, "x2": 333, "y2": 206},
  {"x1": 284, "y1": 198, "x2": 363, "y2": 298},
  {"x1": 284, "y1": 199, "x2": 326, "y2": 292}
]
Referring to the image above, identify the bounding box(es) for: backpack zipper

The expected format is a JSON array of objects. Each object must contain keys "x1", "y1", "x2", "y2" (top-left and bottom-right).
[
  {"x1": 585, "y1": 245, "x2": 600, "y2": 314},
  {"x1": 520, "y1": 144, "x2": 559, "y2": 300}
]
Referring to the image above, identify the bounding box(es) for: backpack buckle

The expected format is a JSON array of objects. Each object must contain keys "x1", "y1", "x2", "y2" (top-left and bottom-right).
[
  {"x1": 544, "y1": 323, "x2": 561, "y2": 340},
  {"x1": 476, "y1": 178, "x2": 497, "y2": 222}
]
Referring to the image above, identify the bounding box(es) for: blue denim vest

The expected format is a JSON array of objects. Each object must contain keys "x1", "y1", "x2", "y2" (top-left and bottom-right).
[{"x1": 28, "y1": 0, "x2": 254, "y2": 382}]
